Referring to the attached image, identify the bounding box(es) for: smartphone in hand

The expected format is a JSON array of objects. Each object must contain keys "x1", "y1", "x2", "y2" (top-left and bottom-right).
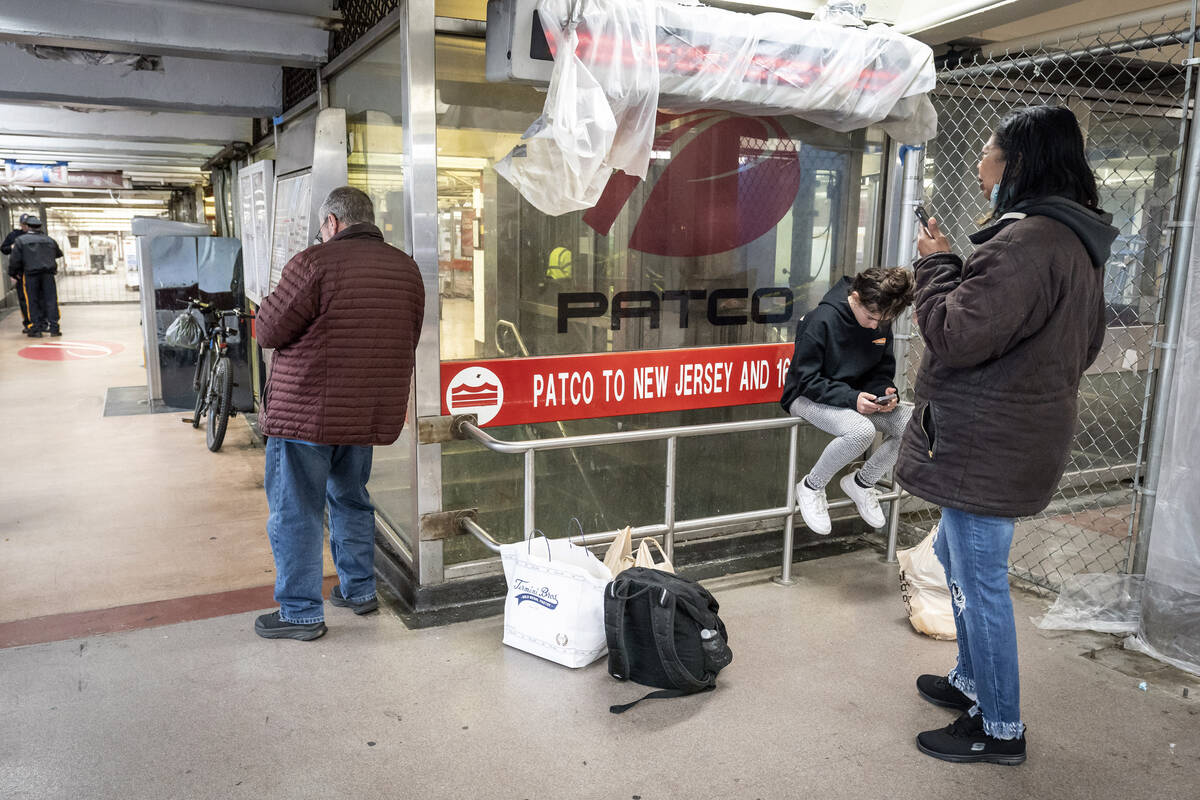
[
  {"x1": 874, "y1": 393, "x2": 897, "y2": 407},
  {"x1": 914, "y1": 205, "x2": 931, "y2": 234}
]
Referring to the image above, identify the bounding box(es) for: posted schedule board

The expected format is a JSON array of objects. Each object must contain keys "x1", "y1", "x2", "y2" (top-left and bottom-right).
[
  {"x1": 268, "y1": 170, "x2": 312, "y2": 294},
  {"x1": 237, "y1": 160, "x2": 273, "y2": 304}
]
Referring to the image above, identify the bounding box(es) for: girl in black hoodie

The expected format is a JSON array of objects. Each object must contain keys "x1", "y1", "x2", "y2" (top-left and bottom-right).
[{"x1": 779, "y1": 267, "x2": 914, "y2": 535}]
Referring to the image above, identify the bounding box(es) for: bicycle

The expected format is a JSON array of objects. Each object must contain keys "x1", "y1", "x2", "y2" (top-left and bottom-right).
[{"x1": 180, "y1": 298, "x2": 252, "y2": 452}]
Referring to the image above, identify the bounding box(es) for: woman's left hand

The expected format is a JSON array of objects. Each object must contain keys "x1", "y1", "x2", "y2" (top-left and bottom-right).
[{"x1": 917, "y1": 216, "x2": 951, "y2": 257}]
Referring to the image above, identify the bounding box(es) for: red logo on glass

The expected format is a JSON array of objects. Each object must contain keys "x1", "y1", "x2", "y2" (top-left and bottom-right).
[{"x1": 584, "y1": 112, "x2": 802, "y2": 257}]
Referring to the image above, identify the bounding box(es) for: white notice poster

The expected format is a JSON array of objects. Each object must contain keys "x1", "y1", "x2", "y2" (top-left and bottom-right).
[
  {"x1": 268, "y1": 170, "x2": 313, "y2": 295},
  {"x1": 237, "y1": 160, "x2": 274, "y2": 304}
]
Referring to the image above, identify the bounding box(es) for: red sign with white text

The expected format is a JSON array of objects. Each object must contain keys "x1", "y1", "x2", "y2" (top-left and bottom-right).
[{"x1": 441, "y1": 343, "x2": 794, "y2": 427}]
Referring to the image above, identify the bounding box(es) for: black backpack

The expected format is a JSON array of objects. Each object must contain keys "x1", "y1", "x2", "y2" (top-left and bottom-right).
[{"x1": 603, "y1": 567, "x2": 733, "y2": 714}]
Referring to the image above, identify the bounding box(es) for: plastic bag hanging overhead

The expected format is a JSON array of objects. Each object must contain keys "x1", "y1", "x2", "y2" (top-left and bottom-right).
[
  {"x1": 489, "y1": 0, "x2": 938, "y2": 216},
  {"x1": 494, "y1": 0, "x2": 660, "y2": 215}
]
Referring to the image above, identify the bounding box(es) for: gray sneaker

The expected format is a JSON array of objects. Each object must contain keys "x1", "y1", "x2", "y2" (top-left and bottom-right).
[
  {"x1": 254, "y1": 611, "x2": 327, "y2": 641},
  {"x1": 329, "y1": 585, "x2": 379, "y2": 615}
]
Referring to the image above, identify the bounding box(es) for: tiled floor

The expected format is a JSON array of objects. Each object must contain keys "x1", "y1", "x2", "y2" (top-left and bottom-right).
[{"x1": 0, "y1": 303, "x2": 332, "y2": 637}]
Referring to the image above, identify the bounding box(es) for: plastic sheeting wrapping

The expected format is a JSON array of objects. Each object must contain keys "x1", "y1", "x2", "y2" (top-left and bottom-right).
[
  {"x1": 496, "y1": 0, "x2": 937, "y2": 215},
  {"x1": 651, "y1": 1, "x2": 936, "y2": 143},
  {"x1": 1035, "y1": 574, "x2": 1143, "y2": 635},
  {"x1": 495, "y1": 0, "x2": 659, "y2": 214},
  {"x1": 1129, "y1": 220, "x2": 1200, "y2": 676}
]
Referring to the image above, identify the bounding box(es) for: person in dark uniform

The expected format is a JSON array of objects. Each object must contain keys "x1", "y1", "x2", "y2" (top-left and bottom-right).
[
  {"x1": 8, "y1": 217, "x2": 63, "y2": 338},
  {"x1": 1, "y1": 213, "x2": 34, "y2": 334}
]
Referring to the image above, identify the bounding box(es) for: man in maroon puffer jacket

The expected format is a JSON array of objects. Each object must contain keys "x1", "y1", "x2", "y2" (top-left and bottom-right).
[{"x1": 253, "y1": 186, "x2": 425, "y2": 641}]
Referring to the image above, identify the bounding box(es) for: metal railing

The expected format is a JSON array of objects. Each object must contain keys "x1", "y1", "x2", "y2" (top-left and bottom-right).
[{"x1": 452, "y1": 414, "x2": 904, "y2": 584}]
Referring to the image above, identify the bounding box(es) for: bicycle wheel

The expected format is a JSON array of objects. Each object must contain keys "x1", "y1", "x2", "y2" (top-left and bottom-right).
[
  {"x1": 206, "y1": 356, "x2": 233, "y2": 452},
  {"x1": 192, "y1": 349, "x2": 211, "y2": 429}
]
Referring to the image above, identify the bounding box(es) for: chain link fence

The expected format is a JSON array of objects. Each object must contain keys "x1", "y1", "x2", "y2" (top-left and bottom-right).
[{"x1": 899, "y1": 13, "x2": 1194, "y2": 591}]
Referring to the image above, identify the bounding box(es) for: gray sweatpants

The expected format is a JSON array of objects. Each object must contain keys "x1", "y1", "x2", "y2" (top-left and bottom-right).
[{"x1": 788, "y1": 395, "x2": 913, "y2": 489}]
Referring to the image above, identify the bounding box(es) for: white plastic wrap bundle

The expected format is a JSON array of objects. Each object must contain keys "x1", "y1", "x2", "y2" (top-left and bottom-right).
[
  {"x1": 653, "y1": 1, "x2": 937, "y2": 144},
  {"x1": 495, "y1": 0, "x2": 938, "y2": 216},
  {"x1": 494, "y1": 0, "x2": 660, "y2": 215}
]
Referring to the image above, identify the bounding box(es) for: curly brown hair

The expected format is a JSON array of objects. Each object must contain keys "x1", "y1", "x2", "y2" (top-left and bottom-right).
[{"x1": 850, "y1": 267, "x2": 915, "y2": 321}]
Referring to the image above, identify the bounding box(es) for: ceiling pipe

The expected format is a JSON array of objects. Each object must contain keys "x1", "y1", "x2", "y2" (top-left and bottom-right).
[{"x1": 93, "y1": 0, "x2": 343, "y2": 31}]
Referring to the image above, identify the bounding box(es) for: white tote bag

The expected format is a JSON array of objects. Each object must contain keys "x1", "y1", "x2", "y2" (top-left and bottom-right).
[
  {"x1": 897, "y1": 524, "x2": 957, "y2": 640},
  {"x1": 500, "y1": 534, "x2": 612, "y2": 668}
]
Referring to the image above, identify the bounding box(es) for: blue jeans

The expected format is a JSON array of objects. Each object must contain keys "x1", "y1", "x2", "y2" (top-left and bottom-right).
[
  {"x1": 265, "y1": 437, "x2": 377, "y2": 623},
  {"x1": 933, "y1": 507, "x2": 1025, "y2": 740}
]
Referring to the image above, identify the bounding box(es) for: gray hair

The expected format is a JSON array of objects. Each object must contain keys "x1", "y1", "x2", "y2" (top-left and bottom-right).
[{"x1": 319, "y1": 186, "x2": 374, "y2": 226}]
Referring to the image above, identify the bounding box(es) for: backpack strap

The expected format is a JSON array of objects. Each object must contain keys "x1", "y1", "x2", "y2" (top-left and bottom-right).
[
  {"x1": 648, "y1": 587, "x2": 713, "y2": 693},
  {"x1": 604, "y1": 579, "x2": 643, "y2": 683},
  {"x1": 609, "y1": 685, "x2": 714, "y2": 714}
]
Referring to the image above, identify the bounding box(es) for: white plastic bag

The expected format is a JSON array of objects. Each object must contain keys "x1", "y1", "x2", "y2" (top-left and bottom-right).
[
  {"x1": 500, "y1": 533, "x2": 613, "y2": 667},
  {"x1": 494, "y1": 0, "x2": 659, "y2": 215},
  {"x1": 164, "y1": 310, "x2": 203, "y2": 350},
  {"x1": 494, "y1": 24, "x2": 619, "y2": 215},
  {"x1": 897, "y1": 524, "x2": 956, "y2": 640}
]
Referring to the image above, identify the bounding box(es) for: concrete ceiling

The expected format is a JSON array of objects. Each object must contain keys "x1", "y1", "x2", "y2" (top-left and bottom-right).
[
  {"x1": 0, "y1": 0, "x2": 337, "y2": 229},
  {"x1": 1, "y1": 0, "x2": 1189, "y2": 230}
]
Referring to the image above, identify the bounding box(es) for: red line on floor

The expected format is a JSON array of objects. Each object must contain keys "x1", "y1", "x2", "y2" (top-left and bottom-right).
[{"x1": 0, "y1": 576, "x2": 339, "y2": 649}]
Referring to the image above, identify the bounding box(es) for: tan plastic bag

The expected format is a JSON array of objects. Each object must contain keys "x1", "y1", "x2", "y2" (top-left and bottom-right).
[
  {"x1": 897, "y1": 524, "x2": 956, "y2": 640},
  {"x1": 634, "y1": 537, "x2": 675, "y2": 574},
  {"x1": 603, "y1": 525, "x2": 635, "y2": 577}
]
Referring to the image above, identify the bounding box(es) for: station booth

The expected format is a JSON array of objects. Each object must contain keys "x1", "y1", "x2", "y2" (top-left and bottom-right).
[{"x1": 232, "y1": 1, "x2": 942, "y2": 619}]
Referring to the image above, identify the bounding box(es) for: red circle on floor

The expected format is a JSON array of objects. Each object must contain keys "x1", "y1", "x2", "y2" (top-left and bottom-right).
[{"x1": 18, "y1": 340, "x2": 125, "y2": 361}]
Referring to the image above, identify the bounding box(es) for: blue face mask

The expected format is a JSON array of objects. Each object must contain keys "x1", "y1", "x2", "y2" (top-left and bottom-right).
[{"x1": 990, "y1": 182, "x2": 1001, "y2": 208}]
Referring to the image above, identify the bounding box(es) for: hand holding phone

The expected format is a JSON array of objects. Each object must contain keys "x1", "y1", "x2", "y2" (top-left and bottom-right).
[
  {"x1": 914, "y1": 205, "x2": 931, "y2": 234},
  {"x1": 874, "y1": 392, "x2": 897, "y2": 407},
  {"x1": 915, "y1": 206, "x2": 951, "y2": 257}
]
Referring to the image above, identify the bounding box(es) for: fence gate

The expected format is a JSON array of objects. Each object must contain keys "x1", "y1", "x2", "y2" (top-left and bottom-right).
[
  {"x1": 48, "y1": 210, "x2": 141, "y2": 305},
  {"x1": 900, "y1": 12, "x2": 1195, "y2": 590}
]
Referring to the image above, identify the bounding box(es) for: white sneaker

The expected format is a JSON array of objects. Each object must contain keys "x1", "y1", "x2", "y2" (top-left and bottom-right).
[
  {"x1": 796, "y1": 480, "x2": 832, "y2": 535},
  {"x1": 840, "y1": 473, "x2": 886, "y2": 528}
]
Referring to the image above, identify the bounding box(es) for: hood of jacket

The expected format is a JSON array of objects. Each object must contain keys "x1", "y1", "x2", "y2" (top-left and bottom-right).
[
  {"x1": 970, "y1": 196, "x2": 1118, "y2": 269},
  {"x1": 817, "y1": 276, "x2": 856, "y2": 322}
]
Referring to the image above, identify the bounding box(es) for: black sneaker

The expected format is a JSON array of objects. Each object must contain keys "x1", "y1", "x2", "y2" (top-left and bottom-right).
[
  {"x1": 329, "y1": 585, "x2": 379, "y2": 615},
  {"x1": 254, "y1": 611, "x2": 327, "y2": 641},
  {"x1": 49, "y1": 331, "x2": 62, "y2": 337},
  {"x1": 917, "y1": 674, "x2": 974, "y2": 711},
  {"x1": 917, "y1": 712, "x2": 1027, "y2": 765},
  {"x1": 27, "y1": 331, "x2": 42, "y2": 338}
]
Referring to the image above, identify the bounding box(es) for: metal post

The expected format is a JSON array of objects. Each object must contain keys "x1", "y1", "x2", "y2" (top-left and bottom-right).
[
  {"x1": 886, "y1": 477, "x2": 903, "y2": 563},
  {"x1": 879, "y1": 141, "x2": 924, "y2": 563},
  {"x1": 524, "y1": 448, "x2": 536, "y2": 538},
  {"x1": 664, "y1": 436, "x2": 677, "y2": 559},
  {"x1": 403, "y1": 0, "x2": 445, "y2": 584},
  {"x1": 1133, "y1": 3, "x2": 1200, "y2": 574},
  {"x1": 773, "y1": 424, "x2": 799, "y2": 586}
]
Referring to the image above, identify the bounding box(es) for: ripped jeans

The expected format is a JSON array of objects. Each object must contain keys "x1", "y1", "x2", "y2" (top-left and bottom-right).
[{"x1": 933, "y1": 507, "x2": 1025, "y2": 740}]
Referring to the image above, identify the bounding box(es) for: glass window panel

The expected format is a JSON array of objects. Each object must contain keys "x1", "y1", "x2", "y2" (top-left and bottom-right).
[
  {"x1": 436, "y1": 34, "x2": 887, "y2": 563},
  {"x1": 329, "y1": 33, "x2": 416, "y2": 546}
]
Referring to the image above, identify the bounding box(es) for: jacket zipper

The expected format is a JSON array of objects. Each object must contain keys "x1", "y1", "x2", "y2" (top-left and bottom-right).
[{"x1": 920, "y1": 403, "x2": 936, "y2": 460}]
